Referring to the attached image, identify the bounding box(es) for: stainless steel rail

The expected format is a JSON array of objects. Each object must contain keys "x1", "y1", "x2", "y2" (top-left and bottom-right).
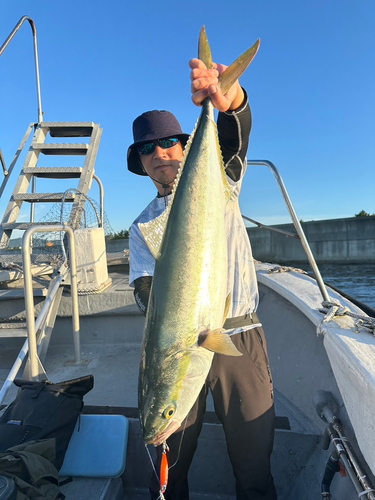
[
  {"x1": 242, "y1": 214, "x2": 299, "y2": 239},
  {"x1": 0, "y1": 123, "x2": 35, "y2": 200},
  {"x1": 246, "y1": 160, "x2": 330, "y2": 302},
  {"x1": 93, "y1": 174, "x2": 104, "y2": 227},
  {"x1": 22, "y1": 224, "x2": 81, "y2": 380},
  {"x1": 0, "y1": 274, "x2": 63, "y2": 404},
  {"x1": 0, "y1": 149, "x2": 7, "y2": 177},
  {"x1": 0, "y1": 16, "x2": 43, "y2": 123}
]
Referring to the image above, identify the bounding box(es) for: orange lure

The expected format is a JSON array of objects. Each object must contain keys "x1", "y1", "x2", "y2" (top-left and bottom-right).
[{"x1": 160, "y1": 441, "x2": 169, "y2": 493}]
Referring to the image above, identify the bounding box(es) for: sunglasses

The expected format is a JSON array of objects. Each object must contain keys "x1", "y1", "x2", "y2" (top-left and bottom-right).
[{"x1": 138, "y1": 138, "x2": 180, "y2": 155}]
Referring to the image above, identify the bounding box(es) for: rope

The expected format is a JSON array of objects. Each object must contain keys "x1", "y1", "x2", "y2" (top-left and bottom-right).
[
  {"x1": 267, "y1": 265, "x2": 307, "y2": 275},
  {"x1": 358, "y1": 489, "x2": 375, "y2": 498},
  {"x1": 76, "y1": 278, "x2": 112, "y2": 296},
  {"x1": 317, "y1": 299, "x2": 375, "y2": 336}
]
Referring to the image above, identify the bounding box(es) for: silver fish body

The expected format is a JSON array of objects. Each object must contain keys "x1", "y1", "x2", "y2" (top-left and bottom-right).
[
  {"x1": 139, "y1": 99, "x2": 232, "y2": 445},
  {"x1": 138, "y1": 28, "x2": 260, "y2": 445}
]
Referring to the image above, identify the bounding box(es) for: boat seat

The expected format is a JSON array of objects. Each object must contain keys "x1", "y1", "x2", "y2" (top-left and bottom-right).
[{"x1": 59, "y1": 414, "x2": 129, "y2": 478}]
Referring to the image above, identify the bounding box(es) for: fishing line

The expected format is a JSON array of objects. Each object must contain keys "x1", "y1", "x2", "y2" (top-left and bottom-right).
[
  {"x1": 143, "y1": 413, "x2": 189, "y2": 497},
  {"x1": 145, "y1": 444, "x2": 161, "y2": 484},
  {"x1": 144, "y1": 442, "x2": 168, "y2": 500},
  {"x1": 169, "y1": 411, "x2": 189, "y2": 470}
]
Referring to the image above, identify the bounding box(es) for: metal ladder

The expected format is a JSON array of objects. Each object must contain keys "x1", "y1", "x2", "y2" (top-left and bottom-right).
[
  {"x1": 0, "y1": 121, "x2": 102, "y2": 252},
  {"x1": 0, "y1": 122, "x2": 102, "y2": 387},
  {"x1": 0, "y1": 17, "x2": 103, "y2": 396}
]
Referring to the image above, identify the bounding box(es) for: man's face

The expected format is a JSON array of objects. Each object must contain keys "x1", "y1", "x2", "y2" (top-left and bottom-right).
[{"x1": 139, "y1": 139, "x2": 184, "y2": 195}]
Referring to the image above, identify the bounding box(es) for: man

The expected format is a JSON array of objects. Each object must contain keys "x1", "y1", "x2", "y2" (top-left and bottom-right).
[{"x1": 127, "y1": 58, "x2": 277, "y2": 500}]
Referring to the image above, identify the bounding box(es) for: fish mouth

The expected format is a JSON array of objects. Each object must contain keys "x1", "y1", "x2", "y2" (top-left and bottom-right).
[{"x1": 145, "y1": 420, "x2": 182, "y2": 446}]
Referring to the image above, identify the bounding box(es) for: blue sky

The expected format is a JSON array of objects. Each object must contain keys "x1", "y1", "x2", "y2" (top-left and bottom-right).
[{"x1": 1, "y1": 0, "x2": 374, "y2": 233}]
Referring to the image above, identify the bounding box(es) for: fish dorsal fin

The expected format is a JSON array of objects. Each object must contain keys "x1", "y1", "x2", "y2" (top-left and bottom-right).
[
  {"x1": 138, "y1": 122, "x2": 199, "y2": 260},
  {"x1": 198, "y1": 328, "x2": 242, "y2": 356},
  {"x1": 219, "y1": 39, "x2": 260, "y2": 96},
  {"x1": 198, "y1": 26, "x2": 213, "y2": 69},
  {"x1": 138, "y1": 207, "x2": 171, "y2": 260}
]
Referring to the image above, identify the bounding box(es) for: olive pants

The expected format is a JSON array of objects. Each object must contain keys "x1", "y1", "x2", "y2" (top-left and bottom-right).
[{"x1": 149, "y1": 327, "x2": 277, "y2": 500}]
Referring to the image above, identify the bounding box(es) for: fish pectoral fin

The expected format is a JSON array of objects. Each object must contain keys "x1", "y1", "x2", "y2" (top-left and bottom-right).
[
  {"x1": 222, "y1": 294, "x2": 232, "y2": 325},
  {"x1": 198, "y1": 328, "x2": 242, "y2": 356}
]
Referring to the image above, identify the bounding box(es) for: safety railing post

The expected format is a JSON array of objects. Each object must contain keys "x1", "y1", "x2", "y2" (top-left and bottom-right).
[
  {"x1": 22, "y1": 224, "x2": 81, "y2": 380},
  {"x1": 0, "y1": 16, "x2": 44, "y2": 123},
  {"x1": 247, "y1": 160, "x2": 330, "y2": 303}
]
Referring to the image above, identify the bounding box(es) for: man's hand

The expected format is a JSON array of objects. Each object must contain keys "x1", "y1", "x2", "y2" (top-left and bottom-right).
[{"x1": 189, "y1": 58, "x2": 244, "y2": 112}]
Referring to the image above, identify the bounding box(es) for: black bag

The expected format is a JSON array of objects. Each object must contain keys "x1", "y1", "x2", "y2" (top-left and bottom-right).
[
  {"x1": 0, "y1": 376, "x2": 94, "y2": 470},
  {"x1": 0, "y1": 440, "x2": 61, "y2": 499}
]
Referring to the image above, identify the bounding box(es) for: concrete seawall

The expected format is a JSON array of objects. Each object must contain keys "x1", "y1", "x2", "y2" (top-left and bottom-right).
[
  {"x1": 106, "y1": 238, "x2": 129, "y2": 252},
  {"x1": 106, "y1": 216, "x2": 374, "y2": 264},
  {"x1": 247, "y1": 216, "x2": 375, "y2": 264}
]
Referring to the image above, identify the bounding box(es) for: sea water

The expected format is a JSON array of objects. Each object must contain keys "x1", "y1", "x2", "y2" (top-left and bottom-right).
[{"x1": 297, "y1": 263, "x2": 375, "y2": 310}]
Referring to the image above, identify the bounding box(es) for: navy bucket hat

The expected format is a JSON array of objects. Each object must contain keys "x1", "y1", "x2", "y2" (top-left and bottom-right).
[{"x1": 127, "y1": 110, "x2": 190, "y2": 176}]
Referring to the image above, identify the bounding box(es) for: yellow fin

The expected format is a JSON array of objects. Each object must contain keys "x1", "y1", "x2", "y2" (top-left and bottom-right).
[
  {"x1": 198, "y1": 26, "x2": 213, "y2": 69},
  {"x1": 219, "y1": 39, "x2": 260, "y2": 96},
  {"x1": 197, "y1": 26, "x2": 260, "y2": 96},
  {"x1": 198, "y1": 328, "x2": 242, "y2": 356},
  {"x1": 223, "y1": 293, "x2": 232, "y2": 325}
]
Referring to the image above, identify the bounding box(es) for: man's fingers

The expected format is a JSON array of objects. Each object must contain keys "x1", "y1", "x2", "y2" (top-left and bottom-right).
[
  {"x1": 189, "y1": 58, "x2": 207, "y2": 70},
  {"x1": 212, "y1": 62, "x2": 228, "y2": 74},
  {"x1": 189, "y1": 59, "x2": 237, "y2": 111},
  {"x1": 207, "y1": 86, "x2": 231, "y2": 112},
  {"x1": 191, "y1": 89, "x2": 209, "y2": 106},
  {"x1": 192, "y1": 85, "x2": 229, "y2": 111},
  {"x1": 191, "y1": 75, "x2": 219, "y2": 92},
  {"x1": 190, "y1": 67, "x2": 219, "y2": 82}
]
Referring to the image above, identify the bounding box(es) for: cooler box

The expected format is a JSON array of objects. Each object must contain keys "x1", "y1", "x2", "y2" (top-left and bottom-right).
[{"x1": 60, "y1": 414, "x2": 129, "y2": 478}]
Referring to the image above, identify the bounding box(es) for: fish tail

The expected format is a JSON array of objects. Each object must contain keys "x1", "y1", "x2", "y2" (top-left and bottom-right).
[
  {"x1": 198, "y1": 26, "x2": 213, "y2": 69},
  {"x1": 198, "y1": 26, "x2": 260, "y2": 96},
  {"x1": 219, "y1": 39, "x2": 260, "y2": 95}
]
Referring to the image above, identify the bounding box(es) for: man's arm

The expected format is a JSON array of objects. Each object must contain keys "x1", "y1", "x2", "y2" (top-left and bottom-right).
[
  {"x1": 189, "y1": 59, "x2": 251, "y2": 182},
  {"x1": 134, "y1": 276, "x2": 152, "y2": 315},
  {"x1": 218, "y1": 90, "x2": 251, "y2": 182},
  {"x1": 129, "y1": 221, "x2": 155, "y2": 316}
]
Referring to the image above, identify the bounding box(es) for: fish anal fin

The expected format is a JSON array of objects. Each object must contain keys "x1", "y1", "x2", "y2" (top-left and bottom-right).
[{"x1": 198, "y1": 328, "x2": 242, "y2": 356}]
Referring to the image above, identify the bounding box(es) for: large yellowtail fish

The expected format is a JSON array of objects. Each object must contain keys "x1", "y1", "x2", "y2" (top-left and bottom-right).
[{"x1": 138, "y1": 27, "x2": 260, "y2": 445}]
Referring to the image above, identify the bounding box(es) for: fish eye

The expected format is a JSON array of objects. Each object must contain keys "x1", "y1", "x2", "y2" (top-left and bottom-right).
[{"x1": 163, "y1": 404, "x2": 176, "y2": 420}]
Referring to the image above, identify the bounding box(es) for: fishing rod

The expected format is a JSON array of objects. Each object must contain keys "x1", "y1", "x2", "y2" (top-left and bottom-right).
[{"x1": 315, "y1": 391, "x2": 375, "y2": 499}]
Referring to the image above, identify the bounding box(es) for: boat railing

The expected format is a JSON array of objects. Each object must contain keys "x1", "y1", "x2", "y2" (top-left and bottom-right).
[
  {"x1": 0, "y1": 123, "x2": 35, "y2": 199},
  {"x1": 0, "y1": 15, "x2": 43, "y2": 123},
  {"x1": 245, "y1": 160, "x2": 330, "y2": 303},
  {"x1": 0, "y1": 224, "x2": 81, "y2": 404},
  {"x1": 22, "y1": 225, "x2": 81, "y2": 380},
  {"x1": 0, "y1": 15, "x2": 43, "y2": 197}
]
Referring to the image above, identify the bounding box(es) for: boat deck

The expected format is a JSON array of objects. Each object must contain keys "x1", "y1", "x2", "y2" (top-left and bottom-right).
[{"x1": 0, "y1": 264, "x2": 363, "y2": 499}]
